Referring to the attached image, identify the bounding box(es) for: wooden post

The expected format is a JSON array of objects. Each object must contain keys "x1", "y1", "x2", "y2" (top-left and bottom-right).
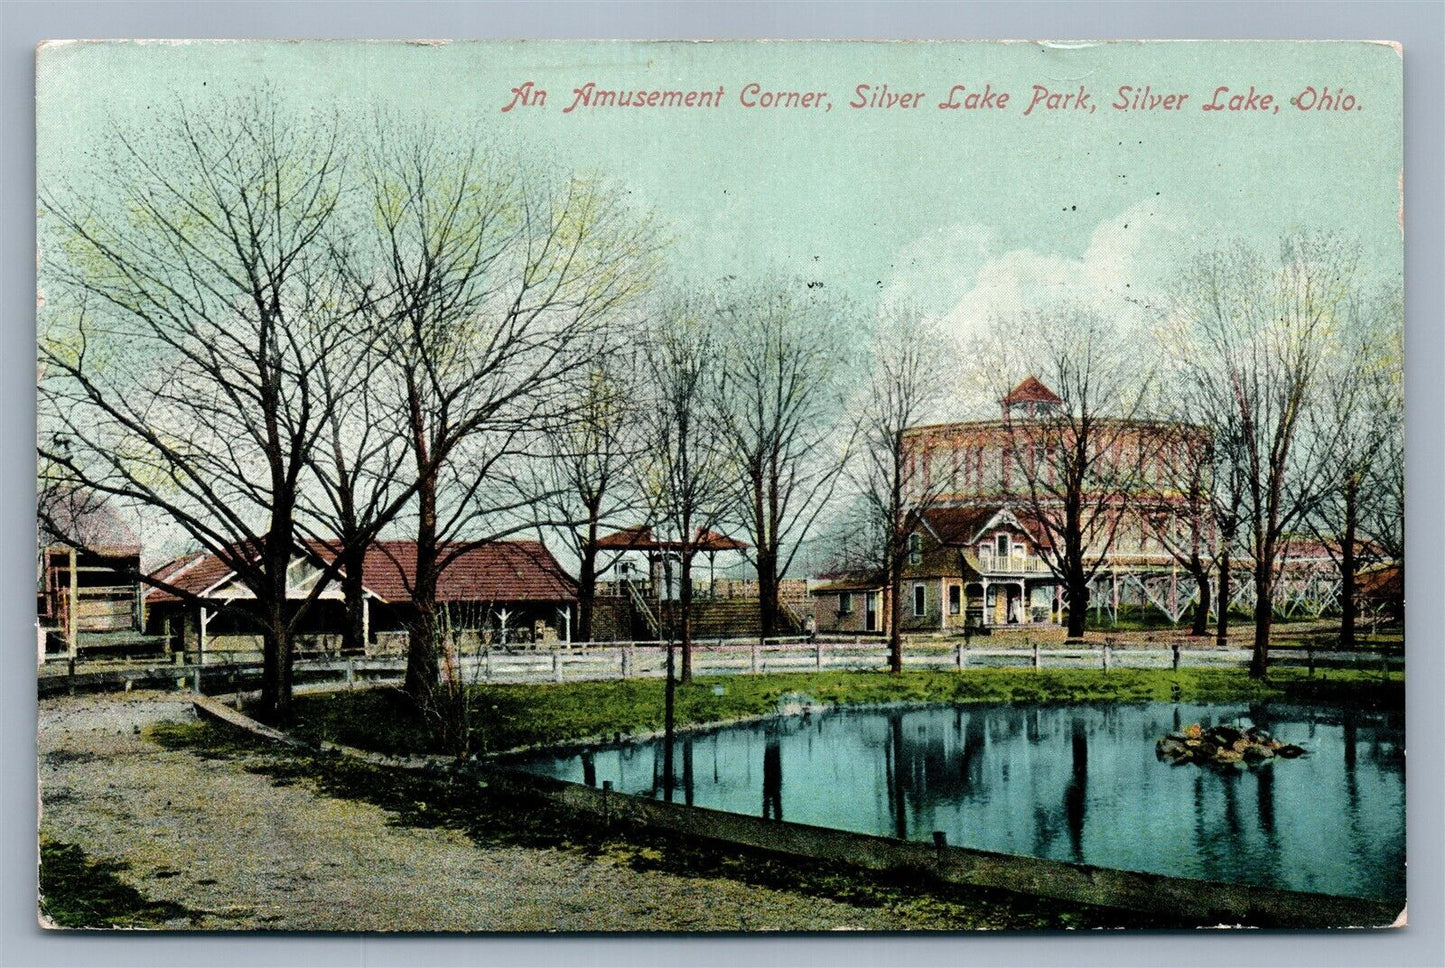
[
  {"x1": 1103, "y1": 642, "x2": 1112, "y2": 671},
  {"x1": 66, "y1": 546, "x2": 78, "y2": 662},
  {"x1": 553, "y1": 648, "x2": 563, "y2": 682},
  {"x1": 955, "y1": 642, "x2": 964, "y2": 670},
  {"x1": 1172, "y1": 641, "x2": 1182, "y2": 671},
  {"x1": 362, "y1": 597, "x2": 370, "y2": 651},
  {"x1": 1307, "y1": 645, "x2": 1315, "y2": 677},
  {"x1": 815, "y1": 638, "x2": 823, "y2": 670},
  {"x1": 198, "y1": 606, "x2": 210, "y2": 667},
  {"x1": 622, "y1": 645, "x2": 632, "y2": 678},
  {"x1": 346, "y1": 658, "x2": 356, "y2": 689},
  {"x1": 751, "y1": 641, "x2": 760, "y2": 674},
  {"x1": 1032, "y1": 640, "x2": 1041, "y2": 670},
  {"x1": 1111, "y1": 569, "x2": 1119, "y2": 627}
]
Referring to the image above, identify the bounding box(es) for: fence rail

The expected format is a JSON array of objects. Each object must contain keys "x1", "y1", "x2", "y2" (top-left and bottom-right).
[{"x1": 38, "y1": 637, "x2": 1403, "y2": 697}]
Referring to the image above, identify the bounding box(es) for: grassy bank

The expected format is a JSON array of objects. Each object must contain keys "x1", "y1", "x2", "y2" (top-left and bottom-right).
[
  {"x1": 38, "y1": 839, "x2": 196, "y2": 929},
  {"x1": 285, "y1": 666, "x2": 1403, "y2": 757}
]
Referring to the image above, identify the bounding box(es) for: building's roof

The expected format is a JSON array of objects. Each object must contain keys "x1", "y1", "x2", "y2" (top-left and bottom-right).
[
  {"x1": 810, "y1": 573, "x2": 884, "y2": 594},
  {"x1": 361, "y1": 540, "x2": 575, "y2": 603},
  {"x1": 597, "y1": 525, "x2": 748, "y2": 552},
  {"x1": 1356, "y1": 562, "x2": 1402, "y2": 599},
  {"x1": 916, "y1": 506, "x2": 1002, "y2": 545},
  {"x1": 915, "y1": 504, "x2": 1048, "y2": 547},
  {"x1": 145, "y1": 551, "x2": 235, "y2": 603},
  {"x1": 1002, "y1": 376, "x2": 1062, "y2": 406},
  {"x1": 146, "y1": 539, "x2": 576, "y2": 606}
]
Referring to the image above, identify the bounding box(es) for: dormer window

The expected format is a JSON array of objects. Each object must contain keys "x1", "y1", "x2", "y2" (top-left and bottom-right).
[{"x1": 908, "y1": 532, "x2": 923, "y2": 566}]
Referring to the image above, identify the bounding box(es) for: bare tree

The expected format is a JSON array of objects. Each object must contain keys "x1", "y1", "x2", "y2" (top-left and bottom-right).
[
  {"x1": 533, "y1": 338, "x2": 648, "y2": 643},
  {"x1": 715, "y1": 283, "x2": 858, "y2": 638},
  {"x1": 301, "y1": 299, "x2": 408, "y2": 654},
  {"x1": 987, "y1": 306, "x2": 1154, "y2": 639},
  {"x1": 359, "y1": 128, "x2": 656, "y2": 702},
  {"x1": 1305, "y1": 283, "x2": 1403, "y2": 646},
  {"x1": 1143, "y1": 422, "x2": 1216, "y2": 637},
  {"x1": 639, "y1": 295, "x2": 733, "y2": 683},
  {"x1": 1361, "y1": 315, "x2": 1405, "y2": 570},
  {"x1": 851, "y1": 305, "x2": 952, "y2": 672},
  {"x1": 38, "y1": 94, "x2": 355, "y2": 719},
  {"x1": 1174, "y1": 234, "x2": 1356, "y2": 677}
]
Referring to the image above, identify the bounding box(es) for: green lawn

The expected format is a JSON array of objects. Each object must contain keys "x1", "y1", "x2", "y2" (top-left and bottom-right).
[{"x1": 285, "y1": 666, "x2": 1403, "y2": 757}]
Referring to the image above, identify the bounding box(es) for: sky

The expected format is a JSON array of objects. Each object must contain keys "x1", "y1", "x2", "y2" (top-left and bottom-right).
[{"x1": 35, "y1": 40, "x2": 1404, "y2": 566}]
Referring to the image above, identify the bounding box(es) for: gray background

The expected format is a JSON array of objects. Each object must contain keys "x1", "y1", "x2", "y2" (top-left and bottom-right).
[{"x1": 2, "y1": 3, "x2": 1440, "y2": 966}]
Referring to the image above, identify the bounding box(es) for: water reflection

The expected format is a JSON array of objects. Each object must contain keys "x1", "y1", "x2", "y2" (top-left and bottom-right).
[
  {"x1": 762, "y1": 729, "x2": 783, "y2": 821},
  {"x1": 517, "y1": 701, "x2": 1405, "y2": 903},
  {"x1": 1064, "y1": 720, "x2": 1088, "y2": 863}
]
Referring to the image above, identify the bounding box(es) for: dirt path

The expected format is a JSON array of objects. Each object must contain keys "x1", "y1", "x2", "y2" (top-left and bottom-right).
[{"x1": 39, "y1": 691, "x2": 907, "y2": 931}]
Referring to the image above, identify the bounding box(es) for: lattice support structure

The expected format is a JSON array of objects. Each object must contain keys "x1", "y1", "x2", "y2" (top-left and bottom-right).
[{"x1": 1083, "y1": 562, "x2": 1341, "y2": 626}]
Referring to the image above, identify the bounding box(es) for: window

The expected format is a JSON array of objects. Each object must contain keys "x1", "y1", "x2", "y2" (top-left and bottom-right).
[
  {"x1": 838, "y1": 591, "x2": 853, "y2": 616},
  {"x1": 996, "y1": 533, "x2": 1010, "y2": 557},
  {"x1": 912, "y1": 583, "x2": 927, "y2": 617},
  {"x1": 948, "y1": 584, "x2": 962, "y2": 615},
  {"x1": 908, "y1": 532, "x2": 923, "y2": 566}
]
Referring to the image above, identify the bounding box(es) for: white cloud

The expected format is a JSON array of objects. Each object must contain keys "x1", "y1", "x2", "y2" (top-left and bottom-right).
[{"x1": 883, "y1": 202, "x2": 1190, "y2": 413}]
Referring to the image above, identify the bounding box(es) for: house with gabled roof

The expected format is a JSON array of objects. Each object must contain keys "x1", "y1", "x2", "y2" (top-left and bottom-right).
[
  {"x1": 143, "y1": 539, "x2": 576, "y2": 659},
  {"x1": 811, "y1": 501, "x2": 1061, "y2": 636}
]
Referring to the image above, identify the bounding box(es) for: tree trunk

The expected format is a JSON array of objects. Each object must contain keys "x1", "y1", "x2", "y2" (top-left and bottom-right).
[
  {"x1": 757, "y1": 547, "x2": 778, "y2": 638},
  {"x1": 662, "y1": 637, "x2": 676, "y2": 800},
  {"x1": 887, "y1": 557, "x2": 904, "y2": 673},
  {"x1": 1190, "y1": 563, "x2": 1211, "y2": 637},
  {"x1": 260, "y1": 600, "x2": 293, "y2": 722},
  {"x1": 340, "y1": 546, "x2": 366, "y2": 654},
  {"x1": 1065, "y1": 573, "x2": 1089, "y2": 639},
  {"x1": 679, "y1": 552, "x2": 694, "y2": 683},
  {"x1": 1216, "y1": 544, "x2": 1231, "y2": 647},
  {"x1": 405, "y1": 474, "x2": 440, "y2": 699},
  {"x1": 577, "y1": 538, "x2": 598, "y2": 645},
  {"x1": 1250, "y1": 568, "x2": 1273, "y2": 679},
  {"x1": 1340, "y1": 476, "x2": 1358, "y2": 649},
  {"x1": 258, "y1": 506, "x2": 296, "y2": 721}
]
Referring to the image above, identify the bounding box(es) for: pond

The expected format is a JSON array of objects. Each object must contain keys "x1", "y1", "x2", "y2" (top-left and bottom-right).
[{"x1": 511, "y1": 701, "x2": 1405, "y2": 903}]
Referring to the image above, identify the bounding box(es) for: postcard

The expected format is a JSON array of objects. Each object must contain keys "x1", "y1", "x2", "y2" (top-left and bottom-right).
[{"x1": 35, "y1": 39, "x2": 1404, "y2": 931}]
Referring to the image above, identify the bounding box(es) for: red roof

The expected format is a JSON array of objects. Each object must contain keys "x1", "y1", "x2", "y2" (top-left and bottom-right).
[
  {"x1": 916, "y1": 505, "x2": 1050, "y2": 547},
  {"x1": 145, "y1": 539, "x2": 575, "y2": 605},
  {"x1": 361, "y1": 540, "x2": 575, "y2": 603},
  {"x1": 1002, "y1": 376, "x2": 1062, "y2": 406},
  {"x1": 145, "y1": 552, "x2": 235, "y2": 603},
  {"x1": 916, "y1": 506, "x2": 1002, "y2": 545},
  {"x1": 1357, "y1": 563, "x2": 1402, "y2": 600}
]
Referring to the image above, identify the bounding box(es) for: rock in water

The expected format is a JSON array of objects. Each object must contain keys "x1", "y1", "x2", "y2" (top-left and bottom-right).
[{"x1": 1157, "y1": 723, "x2": 1305, "y2": 769}]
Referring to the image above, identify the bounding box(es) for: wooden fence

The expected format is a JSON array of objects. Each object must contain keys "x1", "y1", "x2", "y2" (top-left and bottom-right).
[{"x1": 38, "y1": 636, "x2": 1403, "y2": 697}]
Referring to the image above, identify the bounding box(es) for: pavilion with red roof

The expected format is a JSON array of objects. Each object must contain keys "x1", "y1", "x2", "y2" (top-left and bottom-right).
[{"x1": 596, "y1": 524, "x2": 749, "y2": 601}]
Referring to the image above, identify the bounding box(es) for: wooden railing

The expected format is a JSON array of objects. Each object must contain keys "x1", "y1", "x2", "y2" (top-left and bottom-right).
[{"x1": 39, "y1": 637, "x2": 1403, "y2": 697}]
